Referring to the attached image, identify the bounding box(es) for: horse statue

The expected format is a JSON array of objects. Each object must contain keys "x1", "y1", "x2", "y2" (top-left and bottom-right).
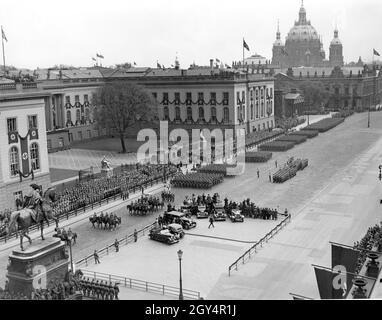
[{"x1": 5, "y1": 185, "x2": 59, "y2": 251}]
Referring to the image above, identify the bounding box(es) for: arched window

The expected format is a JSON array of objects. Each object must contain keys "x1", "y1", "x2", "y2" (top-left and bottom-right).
[
  {"x1": 211, "y1": 107, "x2": 217, "y2": 121},
  {"x1": 30, "y1": 143, "x2": 40, "y2": 170},
  {"x1": 66, "y1": 110, "x2": 72, "y2": 124},
  {"x1": 9, "y1": 146, "x2": 19, "y2": 177},
  {"x1": 261, "y1": 102, "x2": 264, "y2": 117},
  {"x1": 256, "y1": 103, "x2": 259, "y2": 118},
  {"x1": 187, "y1": 107, "x2": 193, "y2": 121},
  {"x1": 76, "y1": 109, "x2": 81, "y2": 123},
  {"x1": 85, "y1": 108, "x2": 90, "y2": 121},
  {"x1": 223, "y1": 107, "x2": 229, "y2": 122},
  {"x1": 163, "y1": 106, "x2": 169, "y2": 120},
  {"x1": 198, "y1": 107, "x2": 204, "y2": 120},
  {"x1": 175, "y1": 107, "x2": 181, "y2": 120}
]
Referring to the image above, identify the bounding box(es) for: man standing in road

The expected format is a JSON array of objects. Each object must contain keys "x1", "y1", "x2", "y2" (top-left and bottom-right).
[
  {"x1": 208, "y1": 216, "x2": 215, "y2": 229},
  {"x1": 114, "y1": 239, "x2": 119, "y2": 252},
  {"x1": 134, "y1": 229, "x2": 138, "y2": 242},
  {"x1": 94, "y1": 250, "x2": 100, "y2": 264}
]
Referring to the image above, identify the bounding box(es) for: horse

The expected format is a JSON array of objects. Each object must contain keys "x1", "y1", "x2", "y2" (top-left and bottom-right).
[{"x1": 6, "y1": 187, "x2": 58, "y2": 251}]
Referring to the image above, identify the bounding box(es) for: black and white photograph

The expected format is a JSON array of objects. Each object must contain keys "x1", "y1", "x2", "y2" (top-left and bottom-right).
[{"x1": 0, "y1": 0, "x2": 382, "y2": 311}]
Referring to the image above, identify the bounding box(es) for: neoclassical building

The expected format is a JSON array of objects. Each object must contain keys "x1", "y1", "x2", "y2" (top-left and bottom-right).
[{"x1": 272, "y1": 2, "x2": 344, "y2": 68}]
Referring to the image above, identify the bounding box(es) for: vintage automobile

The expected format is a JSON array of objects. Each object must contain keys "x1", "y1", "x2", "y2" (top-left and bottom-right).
[
  {"x1": 180, "y1": 205, "x2": 192, "y2": 215},
  {"x1": 164, "y1": 211, "x2": 197, "y2": 230},
  {"x1": 196, "y1": 206, "x2": 209, "y2": 219},
  {"x1": 167, "y1": 223, "x2": 185, "y2": 238},
  {"x1": 228, "y1": 209, "x2": 244, "y2": 223},
  {"x1": 213, "y1": 211, "x2": 227, "y2": 222},
  {"x1": 149, "y1": 227, "x2": 179, "y2": 244}
]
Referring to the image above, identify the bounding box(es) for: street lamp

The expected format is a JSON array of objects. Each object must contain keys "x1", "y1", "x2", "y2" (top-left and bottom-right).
[
  {"x1": 379, "y1": 165, "x2": 382, "y2": 181},
  {"x1": 68, "y1": 236, "x2": 74, "y2": 273},
  {"x1": 177, "y1": 249, "x2": 183, "y2": 300}
]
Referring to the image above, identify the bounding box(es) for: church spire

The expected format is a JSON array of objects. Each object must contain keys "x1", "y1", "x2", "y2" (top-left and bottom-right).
[
  {"x1": 298, "y1": 0, "x2": 307, "y2": 25},
  {"x1": 276, "y1": 19, "x2": 280, "y2": 40}
]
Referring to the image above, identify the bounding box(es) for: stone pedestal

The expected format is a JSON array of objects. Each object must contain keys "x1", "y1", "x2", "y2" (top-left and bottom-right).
[
  {"x1": 6, "y1": 237, "x2": 69, "y2": 298},
  {"x1": 101, "y1": 167, "x2": 114, "y2": 178}
]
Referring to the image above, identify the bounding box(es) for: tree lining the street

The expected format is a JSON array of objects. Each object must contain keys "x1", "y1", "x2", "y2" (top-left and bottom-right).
[{"x1": 92, "y1": 81, "x2": 158, "y2": 153}]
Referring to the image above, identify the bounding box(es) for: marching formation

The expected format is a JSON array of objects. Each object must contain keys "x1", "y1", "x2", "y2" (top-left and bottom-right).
[
  {"x1": 79, "y1": 278, "x2": 119, "y2": 300},
  {"x1": 171, "y1": 172, "x2": 224, "y2": 189},
  {"x1": 272, "y1": 157, "x2": 309, "y2": 183},
  {"x1": 52, "y1": 164, "x2": 178, "y2": 218}
]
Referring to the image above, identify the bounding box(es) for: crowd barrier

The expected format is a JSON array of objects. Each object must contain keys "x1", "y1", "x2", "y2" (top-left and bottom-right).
[
  {"x1": 80, "y1": 269, "x2": 201, "y2": 300},
  {"x1": 0, "y1": 172, "x2": 176, "y2": 244},
  {"x1": 228, "y1": 214, "x2": 291, "y2": 276},
  {"x1": 75, "y1": 222, "x2": 156, "y2": 267}
]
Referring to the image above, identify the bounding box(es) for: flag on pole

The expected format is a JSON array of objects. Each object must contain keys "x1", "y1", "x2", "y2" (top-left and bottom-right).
[
  {"x1": 134, "y1": 62, "x2": 137, "y2": 66},
  {"x1": 373, "y1": 49, "x2": 380, "y2": 57},
  {"x1": 92, "y1": 57, "x2": 96, "y2": 61},
  {"x1": 216, "y1": 58, "x2": 220, "y2": 63},
  {"x1": 157, "y1": 62, "x2": 161, "y2": 68},
  {"x1": 1, "y1": 27, "x2": 7, "y2": 42},
  {"x1": 243, "y1": 39, "x2": 250, "y2": 51},
  {"x1": 96, "y1": 53, "x2": 104, "y2": 59}
]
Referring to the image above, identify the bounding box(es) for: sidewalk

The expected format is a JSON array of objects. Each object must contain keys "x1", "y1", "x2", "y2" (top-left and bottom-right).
[{"x1": 0, "y1": 183, "x2": 166, "y2": 253}]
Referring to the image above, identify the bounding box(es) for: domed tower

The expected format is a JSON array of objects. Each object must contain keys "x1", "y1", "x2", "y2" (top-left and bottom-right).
[
  {"x1": 272, "y1": 20, "x2": 286, "y2": 66},
  {"x1": 284, "y1": 1, "x2": 323, "y2": 67},
  {"x1": 329, "y1": 28, "x2": 344, "y2": 67}
]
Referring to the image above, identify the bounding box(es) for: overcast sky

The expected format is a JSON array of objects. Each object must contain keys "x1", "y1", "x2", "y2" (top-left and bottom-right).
[{"x1": 1, "y1": 0, "x2": 381, "y2": 69}]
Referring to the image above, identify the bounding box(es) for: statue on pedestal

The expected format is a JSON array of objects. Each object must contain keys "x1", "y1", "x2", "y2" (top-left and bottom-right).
[
  {"x1": 101, "y1": 156, "x2": 111, "y2": 170},
  {"x1": 5, "y1": 185, "x2": 59, "y2": 251}
]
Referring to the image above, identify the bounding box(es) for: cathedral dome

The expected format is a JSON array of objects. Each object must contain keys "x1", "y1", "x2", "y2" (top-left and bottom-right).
[{"x1": 287, "y1": 24, "x2": 319, "y2": 41}]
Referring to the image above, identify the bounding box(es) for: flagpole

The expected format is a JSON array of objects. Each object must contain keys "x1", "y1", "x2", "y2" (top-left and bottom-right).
[
  {"x1": 242, "y1": 38, "x2": 245, "y2": 72},
  {"x1": 1, "y1": 26, "x2": 5, "y2": 74}
]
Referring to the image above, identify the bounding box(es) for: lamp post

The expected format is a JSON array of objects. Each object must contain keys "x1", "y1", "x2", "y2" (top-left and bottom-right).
[
  {"x1": 68, "y1": 236, "x2": 74, "y2": 273},
  {"x1": 177, "y1": 249, "x2": 183, "y2": 300},
  {"x1": 379, "y1": 165, "x2": 382, "y2": 181}
]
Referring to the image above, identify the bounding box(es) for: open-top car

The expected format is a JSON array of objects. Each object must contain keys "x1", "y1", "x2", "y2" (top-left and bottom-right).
[
  {"x1": 167, "y1": 223, "x2": 185, "y2": 238},
  {"x1": 149, "y1": 227, "x2": 179, "y2": 244},
  {"x1": 229, "y1": 209, "x2": 244, "y2": 222},
  {"x1": 164, "y1": 211, "x2": 197, "y2": 230}
]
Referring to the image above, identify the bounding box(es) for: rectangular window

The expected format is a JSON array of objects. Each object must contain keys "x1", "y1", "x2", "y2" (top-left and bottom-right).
[
  {"x1": 242, "y1": 91, "x2": 245, "y2": 104},
  {"x1": 7, "y1": 118, "x2": 17, "y2": 133},
  {"x1": 186, "y1": 92, "x2": 192, "y2": 105},
  {"x1": 58, "y1": 137, "x2": 64, "y2": 147},
  {"x1": 47, "y1": 139, "x2": 52, "y2": 150},
  {"x1": 75, "y1": 95, "x2": 80, "y2": 103},
  {"x1": 345, "y1": 87, "x2": 349, "y2": 95},
  {"x1": 210, "y1": 92, "x2": 216, "y2": 105},
  {"x1": 87, "y1": 130, "x2": 92, "y2": 139},
  {"x1": 84, "y1": 94, "x2": 89, "y2": 102},
  {"x1": 175, "y1": 92, "x2": 180, "y2": 105},
  {"x1": 152, "y1": 92, "x2": 157, "y2": 99},
  {"x1": 78, "y1": 131, "x2": 83, "y2": 140},
  {"x1": 163, "y1": 92, "x2": 169, "y2": 105},
  {"x1": 236, "y1": 92, "x2": 240, "y2": 104},
  {"x1": 65, "y1": 96, "x2": 70, "y2": 104},
  {"x1": 335, "y1": 87, "x2": 340, "y2": 95},
  {"x1": 198, "y1": 92, "x2": 204, "y2": 105},
  {"x1": 68, "y1": 133, "x2": 73, "y2": 142},
  {"x1": 223, "y1": 92, "x2": 229, "y2": 105},
  {"x1": 28, "y1": 115, "x2": 38, "y2": 129}
]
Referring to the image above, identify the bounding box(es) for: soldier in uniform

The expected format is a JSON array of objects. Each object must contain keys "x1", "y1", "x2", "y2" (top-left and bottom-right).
[{"x1": 114, "y1": 283, "x2": 119, "y2": 300}]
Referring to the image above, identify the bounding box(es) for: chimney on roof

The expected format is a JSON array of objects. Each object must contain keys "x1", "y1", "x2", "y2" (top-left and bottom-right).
[{"x1": 210, "y1": 59, "x2": 214, "y2": 69}]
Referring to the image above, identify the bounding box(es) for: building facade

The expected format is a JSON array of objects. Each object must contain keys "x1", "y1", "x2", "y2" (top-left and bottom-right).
[
  {"x1": 274, "y1": 65, "x2": 382, "y2": 111},
  {"x1": 0, "y1": 94, "x2": 50, "y2": 210}
]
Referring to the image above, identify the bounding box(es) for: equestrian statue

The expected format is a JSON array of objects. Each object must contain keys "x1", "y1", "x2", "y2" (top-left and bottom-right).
[{"x1": 5, "y1": 184, "x2": 59, "y2": 251}]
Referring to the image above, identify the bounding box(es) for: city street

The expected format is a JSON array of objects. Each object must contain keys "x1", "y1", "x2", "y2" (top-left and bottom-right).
[{"x1": 26, "y1": 111, "x2": 381, "y2": 300}]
